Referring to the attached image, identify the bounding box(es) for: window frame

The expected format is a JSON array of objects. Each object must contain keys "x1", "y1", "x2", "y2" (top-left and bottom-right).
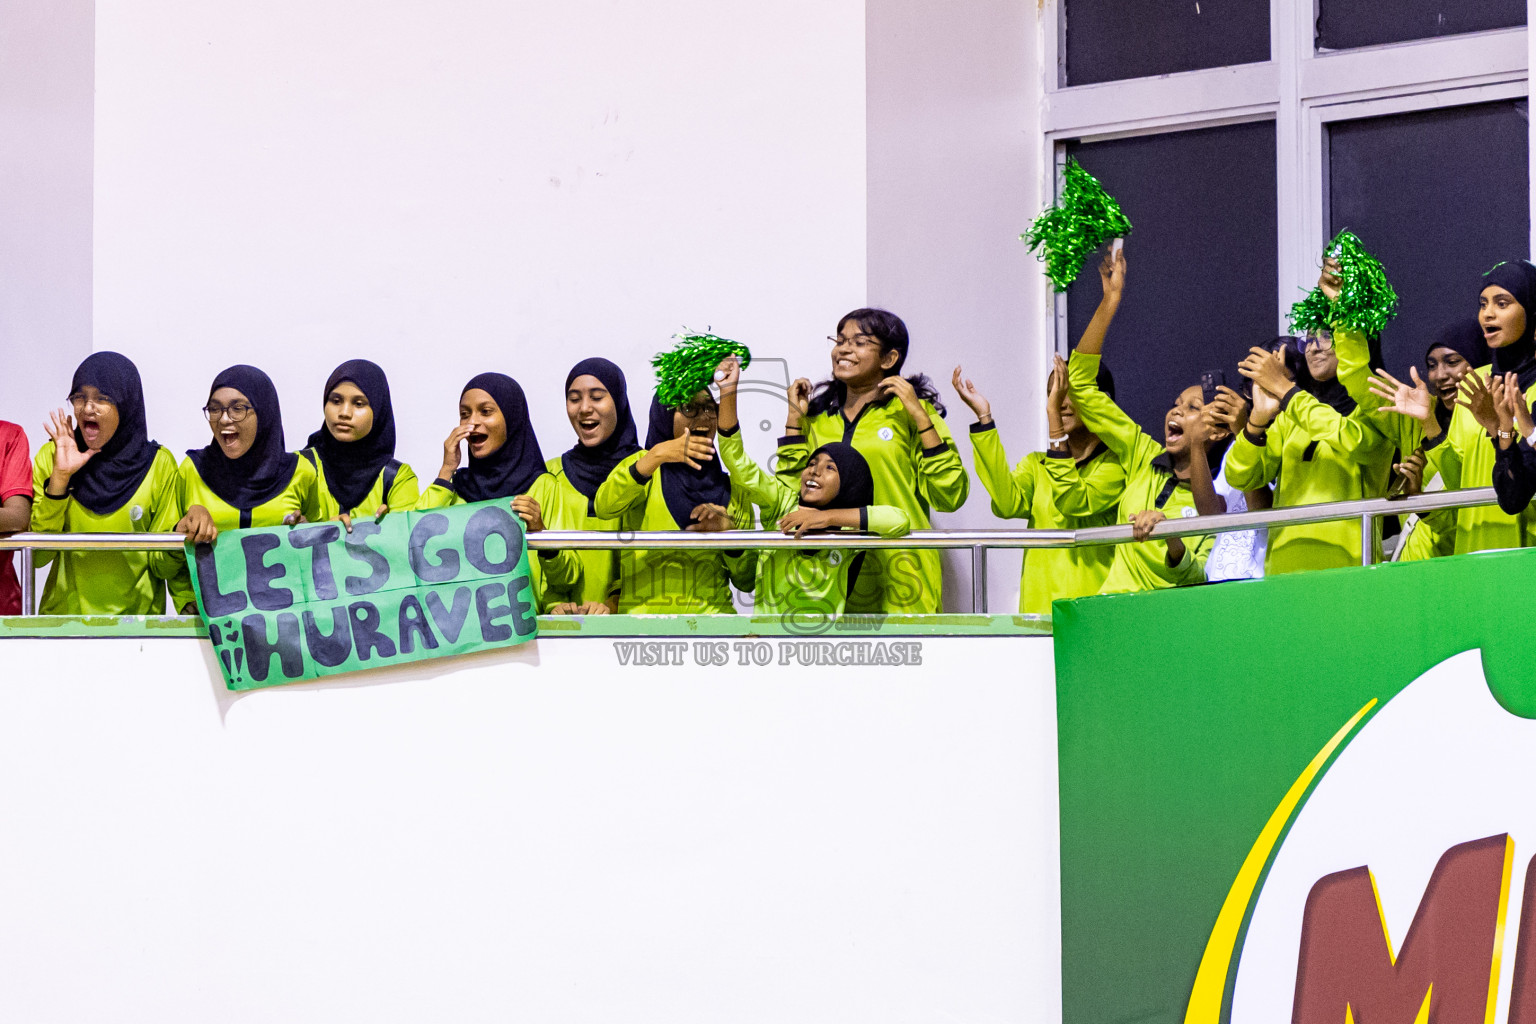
[{"x1": 1040, "y1": 0, "x2": 1530, "y2": 356}]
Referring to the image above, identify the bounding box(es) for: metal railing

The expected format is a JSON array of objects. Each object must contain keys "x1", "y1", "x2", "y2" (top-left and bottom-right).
[{"x1": 0, "y1": 486, "x2": 1501, "y2": 616}]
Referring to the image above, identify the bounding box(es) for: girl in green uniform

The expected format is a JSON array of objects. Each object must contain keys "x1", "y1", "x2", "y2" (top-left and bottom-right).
[
  {"x1": 541, "y1": 357, "x2": 641, "y2": 614},
  {"x1": 1369, "y1": 260, "x2": 1536, "y2": 553},
  {"x1": 712, "y1": 355, "x2": 908, "y2": 628},
  {"x1": 594, "y1": 392, "x2": 757, "y2": 614},
  {"x1": 175, "y1": 364, "x2": 320, "y2": 543},
  {"x1": 303, "y1": 359, "x2": 420, "y2": 529},
  {"x1": 1215, "y1": 337, "x2": 1393, "y2": 573},
  {"x1": 31, "y1": 352, "x2": 193, "y2": 614},
  {"x1": 777, "y1": 308, "x2": 968, "y2": 614},
  {"x1": 1069, "y1": 247, "x2": 1228, "y2": 594},
  {"x1": 419, "y1": 372, "x2": 583, "y2": 612},
  {"x1": 952, "y1": 353, "x2": 1124, "y2": 615}
]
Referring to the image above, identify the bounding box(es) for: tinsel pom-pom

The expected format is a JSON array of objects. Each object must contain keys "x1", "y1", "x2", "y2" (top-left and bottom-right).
[
  {"x1": 1287, "y1": 230, "x2": 1400, "y2": 338},
  {"x1": 651, "y1": 331, "x2": 752, "y2": 408},
  {"x1": 1021, "y1": 158, "x2": 1133, "y2": 292}
]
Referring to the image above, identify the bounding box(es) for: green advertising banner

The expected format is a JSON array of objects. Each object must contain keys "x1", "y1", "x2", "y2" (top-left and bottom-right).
[
  {"x1": 1053, "y1": 548, "x2": 1536, "y2": 1024},
  {"x1": 189, "y1": 499, "x2": 538, "y2": 690}
]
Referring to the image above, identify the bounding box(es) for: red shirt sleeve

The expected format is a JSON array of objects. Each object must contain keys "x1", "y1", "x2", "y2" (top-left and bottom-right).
[{"x1": 0, "y1": 422, "x2": 32, "y2": 502}]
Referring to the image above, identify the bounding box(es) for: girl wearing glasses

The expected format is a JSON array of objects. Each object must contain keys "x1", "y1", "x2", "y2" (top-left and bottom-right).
[
  {"x1": 304, "y1": 359, "x2": 420, "y2": 529},
  {"x1": 777, "y1": 308, "x2": 968, "y2": 614},
  {"x1": 30, "y1": 352, "x2": 194, "y2": 613},
  {"x1": 175, "y1": 365, "x2": 320, "y2": 544},
  {"x1": 538, "y1": 358, "x2": 642, "y2": 615},
  {"x1": 419, "y1": 372, "x2": 583, "y2": 612},
  {"x1": 594, "y1": 388, "x2": 757, "y2": 614}
]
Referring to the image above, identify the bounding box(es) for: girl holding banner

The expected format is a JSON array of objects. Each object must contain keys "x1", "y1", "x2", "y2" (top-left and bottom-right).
[
  {"x1": 420, "y1": 372, "x2": 584, "y2": 612},
  {"x1": 539, "y1": 358, "x2": 642, "y2": 615},
  {"x1": 30, "y1": 352, "x2": 194, "y2": 614},
  {"x1": 304, "y1": 359, "x2": 420, "y2": 529},
  {"x1": 594, "y1": 391, "x2": 757, "y2": 614},
  {"x1": 175, "y1": 365, "x2": 321, "y2": 544}
]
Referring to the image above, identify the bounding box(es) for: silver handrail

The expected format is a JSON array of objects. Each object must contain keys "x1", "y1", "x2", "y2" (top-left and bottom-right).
[{"x1": 0, "y1": 486, "x2": 1503, "y2": 615}]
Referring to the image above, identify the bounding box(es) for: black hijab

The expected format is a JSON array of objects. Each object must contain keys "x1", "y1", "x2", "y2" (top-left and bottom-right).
[
  {"x1": 805, "y1": 442, "x2": 874, "y2": 510},
  {"x1": 1483, "y1": 261, "x2": 1536, "y2": 389},
  {"x1": 1292, "y1": 334, "x2": 1357, "y2": 416},
  {"x1": 452, "y1": 373, "x2": 547, "y2": 501},
  {"x1": 560, "y1": 358, "x2": 641, "y2": 516},
  {"x1": 64, "y1": 352, "x2": 161, "y2": 515},
  {"x1": 1425, "y1": 320, "x2": 1492, "y2": 429},
  {"x1": 186, "y1": 365, "x2": 297, "y2": 509},
  {"x1": 645, "y1": 395, "x2": 732, "y2": 529},
  {"x1": 305, "y1": 359, "x2": 397, "y2": 513}
]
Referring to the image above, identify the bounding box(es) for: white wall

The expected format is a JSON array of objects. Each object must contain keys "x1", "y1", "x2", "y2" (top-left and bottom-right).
[
  {"x1": 91, "y1": 0, "x2": 867, "y2": 477},
  {"x1": 0, "y1": 0, "x2": 95, "y2": 453},
  {"x1": 865, "y1": 0, "x2": 1046, "y2": 612},
  {"x1": 0, "y1": 635, "x2": 1060, "y2": 1023}
]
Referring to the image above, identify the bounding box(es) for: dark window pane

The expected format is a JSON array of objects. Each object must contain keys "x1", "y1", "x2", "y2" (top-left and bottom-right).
[
  {"x1": 1065, "y1": 122, "x2": 1278, "y2": 441},
  {"x1": 1327, "y1": 100, "x2": 1529, "y2": 379},
  {"x1": 1318, "y1": 0, "x2": 1524, "y2": 50},
  {"x1": 1064, "y1": 0, "x2": 1270, "y2": 86}
]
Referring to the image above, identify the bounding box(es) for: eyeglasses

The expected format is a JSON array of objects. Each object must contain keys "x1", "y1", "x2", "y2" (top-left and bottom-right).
[
  {"x1": 1303, "y1": 333, "x2": 1335, "y2": 352},
  {"x1": 203, "y1": 402, "x2": 254, "y2": 423},
  {"x1": 828, "y1": 334, "x2": 882, "y2": 351},
  {"x1": 676, "y1": 401, "x2": 718, "y2": 420},
  {"x1": 68, "y1": 393, "x2": 116, "y2": 412}
]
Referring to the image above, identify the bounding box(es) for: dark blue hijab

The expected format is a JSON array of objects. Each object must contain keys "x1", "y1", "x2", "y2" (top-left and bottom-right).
[
  {"x1": 65, "y1": 352, "x2": 161, "y2": 515},
  {"x1": 806, "y1": 442, "x2": 874, "y2": 510},
  {"x1": 1483, "y1": 261, "x2": 1536, "y2": 388},
  {"x1": 306, "y1": 359, "x2": 397, "y2": 512},
  {"x1": 561, "y1": 358, "x2": 640, "y2": 516},
  {"x1": 453, "y1": 373, "x2": 547, "y2": 501},
  {"x1": 187, "y1": 365, "x2": 297, "y2": 509},
  {"x1": 645, "y1": 395, "x2": 731, "y2": 529}
]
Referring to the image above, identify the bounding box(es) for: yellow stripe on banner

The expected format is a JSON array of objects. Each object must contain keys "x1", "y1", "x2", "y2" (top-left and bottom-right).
[
  {"x1": 1488, "y1": 836, "x2": 1515, "y2": 1024},
  {"x1": 1182, "y1": 699, "x2": 1378, "y2": 1024}
]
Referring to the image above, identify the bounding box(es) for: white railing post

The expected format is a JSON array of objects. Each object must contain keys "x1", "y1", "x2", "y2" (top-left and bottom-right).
[
  {"x1": 18, "y1": 546, "x2": 34, "y2": 615},
  {"x1": 971, "y1": 545, "x2": 988, "y2": 614},
  {"x1": 1360, "y1": 513, "x2": 1377, "y2": 567}
]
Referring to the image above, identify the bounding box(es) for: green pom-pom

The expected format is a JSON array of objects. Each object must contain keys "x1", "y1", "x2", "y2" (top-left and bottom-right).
[
  {"x1": 651, "y1": 331, "x2": 751, "y2": 408},
  {"x1": 1288, "y1": 230, "x2": 1400, "y2": 338},
  {"x1": 1021, "y1": 158, "x2": 1133, "y2": 292}
]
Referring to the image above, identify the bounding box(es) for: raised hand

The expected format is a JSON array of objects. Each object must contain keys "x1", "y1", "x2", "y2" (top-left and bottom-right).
[
  {"x1": 652, "y1": 433, "x2": 715, "y2": 470},
  {"x1": 786, "y1": 377, "x2": 812, "y2": 432},
  {"x1": 1098, "y1": 245, "x2": 1127, "y2": 304},
  {"x1": 714, "y1": 356, "x2": 741, "y2": 397},
  {"x1": 1207, "y1": 385, "x2": 1249, "y2": 435},
  {"x1": 1506, "y1": 373, "x2": 1535, "y2": 440},
  {"x1": 1238, "y1": 346, "x2": 1292, "y2": 400},
  {"x1": 439, "y1": 423, "x2": 473, "y2": 479},
  {"x1": 1249, "y1": 383, "x2": 1281, "y2": 429},
  {"x1": 44, "y1": 407, "x2": 95, "y2": 484},
  {"x1": 1456, "y1": 376, "x2": 1505, "y2": 442},
  {"x1": 877, "y1": 374, "x2": 924, "y2": 420},
  {"x1": 1368, "y1": 368, "x2": 1437, "y2": 431},
  {"x1": 951, "y1": 365, "x2": 991, "y2": 422},
  {"x1": 1319, "y1": 257, "x2": 1342, "y2": 304}
]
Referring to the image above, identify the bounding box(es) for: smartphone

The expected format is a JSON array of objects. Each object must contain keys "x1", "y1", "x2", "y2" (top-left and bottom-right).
[{"x1": 1200, "y1": 370, "x2": 1225, "y2": 407}]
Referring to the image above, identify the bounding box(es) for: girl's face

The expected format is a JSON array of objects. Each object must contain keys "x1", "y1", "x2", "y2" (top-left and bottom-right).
[
  {"x1": 1425, "y1": 346, "x2": 1472, "y2": 407},
  {"x1": 208, "y1": 386, "x2": 258, "y2": 459},
  {"x1": 459, "y1": 388, "x2": 507, "y2": 459},
  {"x1": 70, "y1": 385, "x2": 119, "y2": 451},
  {"x1": 830, "y1": 321, "x2": 899, "y2": 387},
  {"x1": 1481, "y1": 285, "x2": 1527, "y2": 348},
  {"x1": 567, "y1": 374, "x2": 618, "y2": 447},
  {"x1": 1303, "y1": 331, "x2": 1338, "y2": 382},
  {"x1": 672, "y1": 390, "x2": 718, "y2": 441},
  {"x1": 1058, "y1": 391, "x2": 1081, "y2": 434},
  {"x1": 1164, "y1": 385, "x2": 1220, "y2": 455},
  {"x1": 324, "y1": 381, "x2": 374, "y2": 442},
  {"x1": 798, "y1": 452, "x2": 842, "y2": 507}
]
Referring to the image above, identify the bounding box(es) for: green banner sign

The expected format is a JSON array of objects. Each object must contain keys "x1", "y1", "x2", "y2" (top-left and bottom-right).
[{"x1": 189, "y1": 500, "x2": 538, "y2": 690}]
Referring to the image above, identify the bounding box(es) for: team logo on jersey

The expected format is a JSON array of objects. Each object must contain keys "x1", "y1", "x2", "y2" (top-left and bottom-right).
[
  {"x1": 878, "y1": 427, "x2": 894, "y2": 441},
  {"x1": 1181, "y1": 506, "x2": 1197, "y2": 518}
]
